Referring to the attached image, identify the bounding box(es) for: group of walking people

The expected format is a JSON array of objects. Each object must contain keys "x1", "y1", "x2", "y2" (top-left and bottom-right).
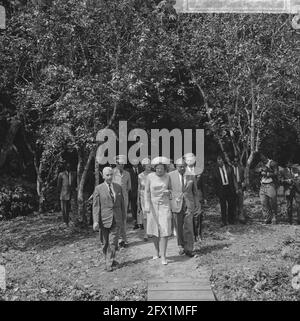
[
  {"x1": 91, "y1": 153, "x2": 204, "y2": 271},
  {"x1": 57, "y1": 151, "x2": 300, "y2": 272}
]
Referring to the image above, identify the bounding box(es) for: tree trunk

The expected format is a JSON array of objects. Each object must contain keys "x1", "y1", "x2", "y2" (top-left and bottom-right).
[
  {"x1": 33, "y1": 153, "x2": 45, "y2": 213},
  {"x1": 190, "y1": 71, "x2": 230, "y2": 163},
  {"x1": 245, "y1": 81, "x2": 257, "y2": 187},
  {"x1": 77, "y1": 149, "x2": 95, "y2": 225},
  {"x1": 0, "y1": 118, "x2": 21, "y2": 168},
  {"x1": 95, "y1": 159, "x2": 100, "y2": 187}
]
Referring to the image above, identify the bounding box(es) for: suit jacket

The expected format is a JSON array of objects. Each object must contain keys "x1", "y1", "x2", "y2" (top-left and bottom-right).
[
  {"x1": 92, "y1": 182, "x2": 125, "y2": 229},
  {"x1": 112, "y1": 168, "x2": 131, "y2": 202},
  {"x1": 169, "y1": 170, "x2": 199, "y2": 214},
  {"x1": 197, "y1": 174, "x2": 207, "y2": 201},
  {"x1": 213, "y1": 165, "x2": 237, "y2": 198},
  {"x1": 128, "y1": 167, "x2": 140, "y2": 197}
]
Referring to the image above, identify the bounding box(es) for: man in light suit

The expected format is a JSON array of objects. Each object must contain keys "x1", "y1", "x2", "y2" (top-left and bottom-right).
[
  {"x1": 169, "y1": 158, "x2": 200, "y2": 257},
  {"x1": 93, "y1": 167, "x2": 125, "y2": 272}
]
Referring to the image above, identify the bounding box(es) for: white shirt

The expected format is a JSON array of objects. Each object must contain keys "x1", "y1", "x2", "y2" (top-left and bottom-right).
[
  {"x1": 219, "y1": 166, "x2": 229, "y2": 185},
  {"x1": 187, "y1": 166, "x2": 195, "y2": 174},
  {"x1": 178, "y1": 171, "x2": 186, "y2": 189}
]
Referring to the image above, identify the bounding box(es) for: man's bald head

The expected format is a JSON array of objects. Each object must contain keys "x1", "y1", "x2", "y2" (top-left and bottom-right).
[{"x1": 103, "y1": 167, "x2": 113, "y2": 183}]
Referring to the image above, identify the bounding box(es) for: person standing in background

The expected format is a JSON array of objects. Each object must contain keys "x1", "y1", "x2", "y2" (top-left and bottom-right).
[
  {"x1": 258, "y1": 153, "x2": 279, "y2": 224},
  {"x1": 112, "y1": 155, "x2": 131, "y2": 247},
  {"x1": 129, "y1": 159, "x2": 140, "y2": 230},
  {"x1": 213, "y1": 155, "x2": 237, "y2": 227},
  {"x1": 280, "y1": 162, "x2": 299, "y2": 224},
  {"x1": 293, "y1": 167, "x2": 300, "y2": 225},
  {"x1": 57, "y1": 162, "x2": 72, "y2": 227}
]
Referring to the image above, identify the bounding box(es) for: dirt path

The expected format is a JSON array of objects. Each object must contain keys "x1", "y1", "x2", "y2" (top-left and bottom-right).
[
  {"x1": 1, "y1": 196, "x2": 300, "y2": 301},
  {"x1": 85, "y1": 223, "x2": 206, "y2": 296}
]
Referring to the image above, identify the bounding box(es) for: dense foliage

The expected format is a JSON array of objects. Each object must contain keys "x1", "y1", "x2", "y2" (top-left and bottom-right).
[
  {"x1": 0, "y1": 186, "x2": 36, "y2": 219},
  {"x1": 0, "y1": 0, "x2": 299, "y2": 218}
]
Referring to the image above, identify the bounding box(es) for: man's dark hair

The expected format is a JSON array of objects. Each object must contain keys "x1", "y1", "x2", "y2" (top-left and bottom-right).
[{"x1": 62, "y1": 162, "x2": 70, "y2": 171}]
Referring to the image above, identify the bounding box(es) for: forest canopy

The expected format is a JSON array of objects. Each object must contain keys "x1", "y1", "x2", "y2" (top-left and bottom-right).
[{"x1": 0, "y1": 0, "x2": 299, "y2": 219}]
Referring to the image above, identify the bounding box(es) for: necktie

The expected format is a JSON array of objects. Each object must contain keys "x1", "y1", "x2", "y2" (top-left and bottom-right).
[
  {"x1": 108, "y1": 183, "x2": 115, "y2": 203},
  {"x1": 181, "y1": 173, "x2": 185, "y2": 192}
]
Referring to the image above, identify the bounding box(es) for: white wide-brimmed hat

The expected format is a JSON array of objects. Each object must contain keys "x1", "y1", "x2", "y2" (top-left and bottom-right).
[
  {"x1": 141, "y1": 157, "x2": 151, "y2": 165},
  {"x1": 151, "y1": 156, "x2": 170, "y2": 166}
]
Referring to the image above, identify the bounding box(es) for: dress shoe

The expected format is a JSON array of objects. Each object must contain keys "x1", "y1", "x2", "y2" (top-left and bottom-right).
[
  {"x1": 105, "y1": 266, "x2": 113, "y2": 272},
  {"x1": 144, "y1": 237, "x2": 148, "y2": 242},
  {"x1": 140, "y1": 224, "x2": 144, "y2": 230},
  {"x1": 133, "y1": 224, "x2": 139, "y2": 230},
  {"x1": 112, "y1": 260, "x2": 119, "y2": 267},
  {"x1": 185, "y1": 251, "x2": 194, "y2": 258},
  {"x1": 264, "y1": 220, "x2": 272, "y2": 224},
  {"x1": 178, "y1": 248, "x2": 185, "y2": 255}
]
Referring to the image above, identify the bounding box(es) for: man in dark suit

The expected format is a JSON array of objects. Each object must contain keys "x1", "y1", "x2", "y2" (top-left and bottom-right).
[
  {"x1": 128, "y1": 160, "x2": 140, "y2": 229},
  {"x1": 293, "y1": 167, "x2": 300, "y2": 225},
  {"x1": 232, "y1": 156, "x2": 246, "y2": 223},
  {"x1": 93, "y1": 167, "x2": 125, "y2": 272},
  {"x1": 213, "y1": 155, "x2": 237, "y2": 226},
  {"x1": 280, "y1": 162, "x2": 300, "y2": 224}
]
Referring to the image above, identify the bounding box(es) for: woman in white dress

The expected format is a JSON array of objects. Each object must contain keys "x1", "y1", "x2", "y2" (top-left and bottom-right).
[
  {"x1": 144, "y1": 157, "x2": 172, "y2": 265},
  {"x1": 137, "y1": 158, "x2": 152, "y2": 242}
]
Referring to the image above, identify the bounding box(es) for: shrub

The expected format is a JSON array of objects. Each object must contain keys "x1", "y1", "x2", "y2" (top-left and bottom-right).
[{"x1": 0, "y1": 185, "x2": 37, "y2": 220}]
